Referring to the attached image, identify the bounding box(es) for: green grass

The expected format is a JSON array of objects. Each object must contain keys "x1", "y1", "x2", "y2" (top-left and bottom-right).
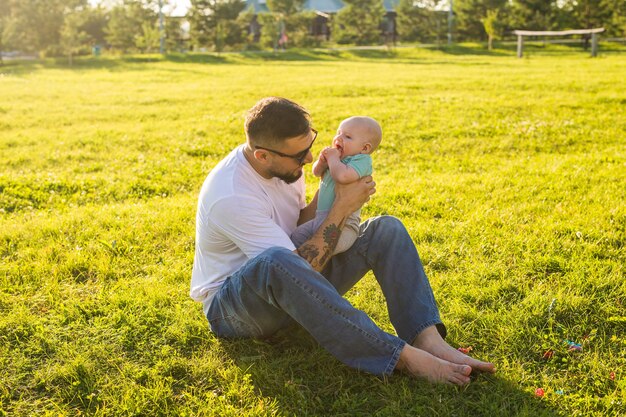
[{"x1": 1, "y1": 44, "x2": 625, "y2": 416}]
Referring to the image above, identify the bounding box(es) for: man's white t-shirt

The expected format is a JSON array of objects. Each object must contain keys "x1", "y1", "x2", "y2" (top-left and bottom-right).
[{"x1": 190, "y1": 145, "x2": 306, "y2": 317}]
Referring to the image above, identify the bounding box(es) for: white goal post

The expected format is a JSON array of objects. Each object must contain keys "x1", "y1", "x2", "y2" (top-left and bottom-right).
[{"x1": 513, "y1": 28, "x2": 605, "y2": 58}]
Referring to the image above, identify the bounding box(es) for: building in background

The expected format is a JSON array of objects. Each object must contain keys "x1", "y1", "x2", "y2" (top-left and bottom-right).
[{"x1": 244, "y1": 0, "x2": 399, "y2": 42}]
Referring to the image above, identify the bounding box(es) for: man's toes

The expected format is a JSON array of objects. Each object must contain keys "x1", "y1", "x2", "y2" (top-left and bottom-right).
[
  {"x1": 456, "y1": 364, "x2": 472, "y2": 376},
  {"x1": 472, "y1": 361, "x2": 495, "y2": 373},
  {"x1": 449, "y1": 374, "x2": 470, "y2": 386}
]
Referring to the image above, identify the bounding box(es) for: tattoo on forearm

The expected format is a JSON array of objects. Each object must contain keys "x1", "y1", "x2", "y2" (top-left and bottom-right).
[
  {"x1": 298, "y1": 222, "x2": 344, "y2": 269},
  {"x1": 323, "y1": 224, "x2": 341, "y2": 246},
  {"x1": 319, "y1": 223, "x2": 341, "y2": 265},
  {"x1": 297, "y1": 244, "x2": 320, "y2": 264}
]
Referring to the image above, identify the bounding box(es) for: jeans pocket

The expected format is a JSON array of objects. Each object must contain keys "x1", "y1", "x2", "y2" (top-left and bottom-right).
[{"x1": 208, "y1": 314, "x2": 260, "y2": 338}]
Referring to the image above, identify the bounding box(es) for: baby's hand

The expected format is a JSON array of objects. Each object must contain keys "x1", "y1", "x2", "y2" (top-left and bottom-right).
[{"x1": 323, "y1": 147, "x2": 341, "y2": 160}]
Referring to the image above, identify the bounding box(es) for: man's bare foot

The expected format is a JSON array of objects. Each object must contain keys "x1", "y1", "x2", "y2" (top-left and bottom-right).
[
  {"x1": 412, "y1": 326, "x2": 496, "y2": 374},
  {"x1": 395, "y1": 344, "x2": 472, "y2": 385}
]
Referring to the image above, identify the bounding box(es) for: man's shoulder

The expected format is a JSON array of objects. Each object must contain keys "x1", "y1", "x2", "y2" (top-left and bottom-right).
[
  {"x1": 199, "y1": 147, "x2": 262, "y2": 207},
  {"x1": 203, "y1": 146, "x2": 254, "y2": 192}
]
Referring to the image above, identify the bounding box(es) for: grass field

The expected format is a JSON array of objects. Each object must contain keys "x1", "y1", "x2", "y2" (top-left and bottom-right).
[{"x1": 1, "y1": 43, "x2": 625, "y2": 416}]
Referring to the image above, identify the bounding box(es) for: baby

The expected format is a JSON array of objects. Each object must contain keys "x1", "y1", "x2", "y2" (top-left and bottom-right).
[{"x1": 291, "y1": 116, "x2": 382, "y2": 254}]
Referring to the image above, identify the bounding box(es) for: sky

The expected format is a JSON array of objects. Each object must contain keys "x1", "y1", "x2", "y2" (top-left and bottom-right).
[{"x1": 168, "y1": 0, "x2": 191, "y2": 16}]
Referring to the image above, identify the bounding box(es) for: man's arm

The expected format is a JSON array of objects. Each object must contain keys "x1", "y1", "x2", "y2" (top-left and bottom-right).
[
  {"x1": 210, "y1": 195, "x2": 298, "y2": 258},
  {"x1": 297, "y1": 190, "x2": 318, "y2": 226},
  {"x1": 295, "y1": 176, "x2": 375, "y2": 271},
  {"x1": 324, "y1": 148, "x2": 360, "y2": 184}
]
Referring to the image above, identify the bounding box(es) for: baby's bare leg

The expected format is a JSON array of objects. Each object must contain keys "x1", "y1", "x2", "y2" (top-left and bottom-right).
[{"x1": 333, "y1": 211, "x2": 361, "y2": 255}]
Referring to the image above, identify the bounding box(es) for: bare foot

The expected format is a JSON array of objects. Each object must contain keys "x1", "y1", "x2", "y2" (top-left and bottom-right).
[
  {"x1": 395, "y1": 344, "x2": 472, "y2": 385},
  {"x1": 413, "y1": 326, "x2": 496, "y2": 374}
]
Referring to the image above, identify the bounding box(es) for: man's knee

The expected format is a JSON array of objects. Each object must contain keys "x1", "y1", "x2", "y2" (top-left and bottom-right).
[
  {"x1": 259, "y1": 246, "x2": 296, "y2": 260},
  {"x1": 251, "y1": 247, "x2": 318, "y2": 291},
  {"x1": 368, "y1": 215, "x2": 407, "y2": 238},
  {"x1": 373, "y1": 215, "x2": 405, "y2": 229}
]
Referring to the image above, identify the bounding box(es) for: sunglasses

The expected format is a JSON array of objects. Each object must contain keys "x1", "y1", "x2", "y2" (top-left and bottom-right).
[{"x1": 254, "y1": 129, "x2": 318, "y2": 164}]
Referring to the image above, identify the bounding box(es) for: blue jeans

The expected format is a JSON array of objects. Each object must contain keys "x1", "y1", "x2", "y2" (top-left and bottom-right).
[{"x1": 207, "y1": 215, "x2": 446, "y2": 376}]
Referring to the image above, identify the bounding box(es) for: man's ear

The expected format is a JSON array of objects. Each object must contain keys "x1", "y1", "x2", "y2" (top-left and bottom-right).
[
  {"x1": 253, "y1": 149, "x2": 271, "y2": 163},
  {"x1": 361, "y1": 143, "x2": 372, "y2": 154}
]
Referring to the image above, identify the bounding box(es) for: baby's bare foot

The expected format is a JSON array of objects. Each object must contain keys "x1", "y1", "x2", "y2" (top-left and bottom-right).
[
  {"x1": 396, "y1": 345, "x2": 472, "y2": 385},
  {"x1": 413, "y1": 327, "x2": 496, "y2": 374}
]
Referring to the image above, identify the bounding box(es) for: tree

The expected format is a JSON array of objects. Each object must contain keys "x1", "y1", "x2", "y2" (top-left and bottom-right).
[
  {"x1": 563, "y1": 0, "x2": 613, "y2": 30},
  {"x1": 188, "y1": 0, "x2": 212, "y2": 48},
  {"x1": 135, "y1": 21, "x2": 160, "y2": 52},
  {"x1": 258, "y1": 13, "x2": 282, "y2": 49},
  {"x1": 481, "y1": 9, "x2": 500, "y2": 50},
  {"x1": 1, "y1": 0, "x2": 87, "y2": 57},
  {"x1": 60, "y1": 11, "x2": 90, "y2": 65},
  {"x1": 80, "y1": 5, "x2": 109, "y2": 47},
  {"x1": 284, "y1": 11, "x2": 319, "y2": 47},
  {"x1": 605, "y1": 0, "x2": 626, "y2": 37},
  {"x1": 558, "y1": 0, "x2": 624, "y2": 37},
  {"x1": 560, "y1": 0, "x2": 615, "y2": 48},
  {"x1": 455, "y1": 0, "x2": 508, "y2": 41},
  {"x1": 267, "y1": 0, "x2": 304, "y2": 15},
  {"x1": 106, "y1": 0, "x2": 157, "y2": 52},
  {"x1": 333, "y1": 0, "x2": 385, "y2": 45},
  {"x1": 0, "y1": 0, "x2": 10, "y2": 65},
  {"x1": 509, "y1": 0, "x2": 559, "y2": 31},
  {"x1": 188, "y1": 0, "x2": 247, "y2": 51},
  {"x1": 165, "y1": 16, "x2": 188, "y2": 52},
  {"x1": 396, "y1": 0, "x2": 444, "y2": 43},
  {"x1": 262, "y1": 0, "x2": 317, "y2": 49}
]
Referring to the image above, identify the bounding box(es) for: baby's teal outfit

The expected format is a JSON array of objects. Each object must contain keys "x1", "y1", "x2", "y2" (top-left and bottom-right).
[
  {"x1": 291, "y1": 154, "x2": 373, "y2": 254},
  {"x1": 317, "y1": 154, "x2": 373, "y2": 210}
]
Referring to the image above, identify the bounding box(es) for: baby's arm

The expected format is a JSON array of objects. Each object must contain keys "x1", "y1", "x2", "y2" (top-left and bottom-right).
[
  {"x1": 313, "y1": 147, "x2": 330, "y2": 177},
  {"x1": 324, "y1": 148, "x2": 361, "y2": 184}
]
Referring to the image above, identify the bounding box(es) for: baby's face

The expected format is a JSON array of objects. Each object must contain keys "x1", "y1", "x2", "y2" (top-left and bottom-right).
[{"x1": 332, "y1": 119, "x2": 374, "y2": 158}]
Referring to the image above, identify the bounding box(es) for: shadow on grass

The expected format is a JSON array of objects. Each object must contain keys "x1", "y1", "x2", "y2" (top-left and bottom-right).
[
  {"x1": 4, "y1": 42, "x2": 622, "y2": 74},
  {"x1": 162, "y1": 53, "x2": 230, "y2": 64},
  {"x1": 0, "y1": 59, "x2": 44, "y2": 76},
  {"x1": 240, "y1": 50, "x2": 334, "y2": 62},
  {"x1": 347, "y1": 48, "x2": 398, "y2": 59},
  {"x1": 433, "y1": 43, "x2": 512, "y2": 57},
  {"x1": 0, "y1": 51, "x2": 328, "y2": 75},
  {"x1": 0, "y1": 47, "x2": 427, "y2": 74},
  {"x1": 214, "y1": 327, "x2": 565, "y2": 417},
  {"x1": 0, "y1": 53, "x2": 229, "y2": 75}
]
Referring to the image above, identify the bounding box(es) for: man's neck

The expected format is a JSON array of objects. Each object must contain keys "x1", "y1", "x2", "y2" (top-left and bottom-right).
[{"x1": 242, "y1": 144, "x2": 272, "y2": 179}]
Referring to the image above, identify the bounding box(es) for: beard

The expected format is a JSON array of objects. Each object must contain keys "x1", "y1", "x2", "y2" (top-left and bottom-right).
[{"x1": 268, "y1": 166, "x2": 303, "y2": 184}]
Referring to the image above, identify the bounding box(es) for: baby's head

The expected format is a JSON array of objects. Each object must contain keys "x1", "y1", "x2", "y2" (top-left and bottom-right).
[{"x1": 332, "y1": 116, "x2": 382, "y2": 158}]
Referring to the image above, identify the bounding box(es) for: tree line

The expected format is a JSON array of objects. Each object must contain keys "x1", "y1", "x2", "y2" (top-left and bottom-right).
[{"x1": 0, "y1": 0, "x2": 624, "y2": 60}]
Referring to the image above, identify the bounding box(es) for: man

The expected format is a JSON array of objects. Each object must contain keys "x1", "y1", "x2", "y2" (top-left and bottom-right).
[{"x1": 190, "y1": 97, "x2": 495, "y2": 385}]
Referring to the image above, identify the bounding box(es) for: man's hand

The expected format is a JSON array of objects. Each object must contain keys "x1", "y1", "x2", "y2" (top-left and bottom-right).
[
  {"x1": 334, "y1": 175, "x2": 376, "y2": 215},
  {"x1": 295, "y1": 175, "x2": 375, "y2": 271}
]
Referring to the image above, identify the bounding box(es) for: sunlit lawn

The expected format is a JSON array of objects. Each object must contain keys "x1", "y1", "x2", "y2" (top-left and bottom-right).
[{"x1": 1, "y1": 43, "x2": 625, "y2": 416}]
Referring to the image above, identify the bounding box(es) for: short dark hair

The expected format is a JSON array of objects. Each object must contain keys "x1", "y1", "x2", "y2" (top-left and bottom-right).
[{"x1": 245, "y1": 97, "x2": 311, "y2": 147}]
